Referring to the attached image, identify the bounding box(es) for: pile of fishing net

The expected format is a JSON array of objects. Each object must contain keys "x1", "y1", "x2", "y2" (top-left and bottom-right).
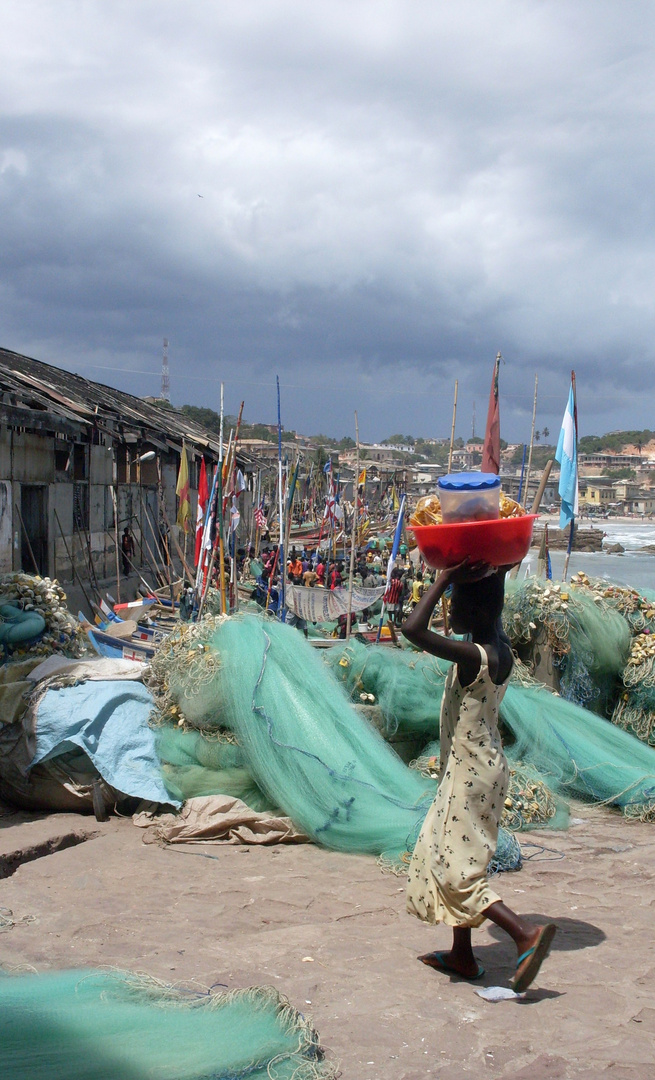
[
  {"x1": 0, "y1": 968, "x2": 336, "y2": 1080},
  {"x1": 322, "y1": 638, "x2": 446, "y2": 737},
  {"x1": 561, "y1": 574, "x2": 655, "y2": 748},
  {"x1": 321, "y1": 629, "x2": 655, "y2": 824},
  {"x1": 611, "y1": 631, "x2": 655, "y2": 746},
  {"x1": 502, "y1": 576, "x2": 631, "y2": 714},
  {"x1": 410, "y1": 743, "x2": 567, "y2": 832},
  {"x1": 155, "y1": 723, "x2": 277, "y2": 812},
  {"x1": 505, "y1": 571, "x2": 655, "y2": 749},
  {"x1": 0, "y1": 573, "x2": 86, "y2": 658},
  {"x1": 146, "y1": 614, "x2": 521, "y2": 870}
]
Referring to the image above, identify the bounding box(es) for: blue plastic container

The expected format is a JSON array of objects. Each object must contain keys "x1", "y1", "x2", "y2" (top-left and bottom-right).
[{"x1": 437, "y1": 472, "x2": 501, "y2": 523}]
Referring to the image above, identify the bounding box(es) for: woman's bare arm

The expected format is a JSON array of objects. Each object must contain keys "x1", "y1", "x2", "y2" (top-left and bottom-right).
[{"x1": 402, "y1": 562, "x2": 485, "y2": 681}]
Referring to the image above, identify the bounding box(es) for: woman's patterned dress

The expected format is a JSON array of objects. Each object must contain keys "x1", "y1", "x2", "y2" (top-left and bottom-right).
[{"x1": 406, "y1": 644, "x2": 512, "y2": 928}]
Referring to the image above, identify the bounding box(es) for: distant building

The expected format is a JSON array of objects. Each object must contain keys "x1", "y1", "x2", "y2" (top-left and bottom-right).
[
  {"x1": 578, "y1": 452, "x2": 642, "y2": 471},
  {"x1": 0, "y1": 346, "x2": 260, "y2": 585}
]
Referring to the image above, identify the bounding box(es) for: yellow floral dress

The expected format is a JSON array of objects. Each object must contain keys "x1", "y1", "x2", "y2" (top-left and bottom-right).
[{"x1": 406, "y1": 644, "x2": 512, "y2": 928}]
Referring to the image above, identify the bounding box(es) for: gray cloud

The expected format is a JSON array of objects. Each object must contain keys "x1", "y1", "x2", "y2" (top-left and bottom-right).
[{"x1": 1, "y1": 1, "x2": 655, "y2": 442}]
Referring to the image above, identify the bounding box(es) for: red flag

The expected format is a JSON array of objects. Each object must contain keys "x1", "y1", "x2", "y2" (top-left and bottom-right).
[
  {"x1": 194, "y1": 457, "x2": 209, "y2": 567},
  {"x1": 482, "y1": 352, "x2": 501, "y2": 474}
]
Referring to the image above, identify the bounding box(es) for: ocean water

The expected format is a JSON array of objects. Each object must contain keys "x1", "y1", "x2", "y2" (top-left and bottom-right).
[{"x1": 523, "y1": 520, "x2": 655, "y2": 594}]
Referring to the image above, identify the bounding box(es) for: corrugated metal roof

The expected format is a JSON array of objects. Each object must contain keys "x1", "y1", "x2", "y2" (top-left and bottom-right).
[{"x1": 0, "y1": 347, "x2": 261, "y2": 467}]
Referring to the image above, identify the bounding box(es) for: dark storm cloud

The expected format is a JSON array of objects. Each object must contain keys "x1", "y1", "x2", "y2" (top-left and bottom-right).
[{"x1": 1, "y1": 1, "x2": 655, "y2": 441}]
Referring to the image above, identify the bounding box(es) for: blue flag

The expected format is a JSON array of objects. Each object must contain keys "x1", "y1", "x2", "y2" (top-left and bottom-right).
[{"x1": 555, "y1": 382, "x2": 578, "y2": 530}]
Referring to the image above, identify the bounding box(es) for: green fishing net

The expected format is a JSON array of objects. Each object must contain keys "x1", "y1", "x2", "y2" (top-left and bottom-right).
[
  {"x1": 500, "y1": 682, "x2": 655, "y2": 819},
  {"x1": 317, "y1": 620, "x2": 655, "y2": 824},
  {"x1": 323, "y1": 639, "x2": 446, "y2": 736},
  {"x1": 149, "y1": 614, "x2": 521, "y2": 871},
  {"x1": 155, "y1": 724, "x2": 277, "y2": 811},
  {"x1": 205, "y1": 615, "x2": 435, "y2": 863},
  {"x1": 503, "y1": 577, "x2": 631, "y2": 714},
  {"x1": 0, "y1": 968, "x2": 335, "y2": 1080}
]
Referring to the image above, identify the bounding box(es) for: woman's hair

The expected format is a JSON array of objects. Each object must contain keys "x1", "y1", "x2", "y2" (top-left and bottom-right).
[{"x1": 451, "y1": 572, "x2": 505, "y2": 623}]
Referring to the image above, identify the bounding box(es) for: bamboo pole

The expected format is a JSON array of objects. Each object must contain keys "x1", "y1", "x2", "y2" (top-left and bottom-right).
[
  {"x1": 104, "y1": 530, "x2": 156, "y2": 598},
  {"x1": 15, "y1": 502, "x2": 40, "y2": 575},
  {"x1": 522, "y1": 374, "x2": 538, "y2": 507},
  {"x1": 276, "y1": 376, "x2": 285, "y2": 620},
  {"x1": 447, "y1": 380, "x2": 458, "y2": 472},
  {"x1": 139, "y1": 495, "x2": 169, "y2": 588},
  {"x1": 562, "y1": 370, "x2": 578, "y2": 582},
  {"x1": 111, "y1": 486, "x2": 121, "y2": 603},
  {"x1": 346, "y1": 412, "x2": 360, "y2": 641},
  {"x1": 530, "y1": 458, "x2": 554, "y2": 514},
  {"x1": 217, "y1": 387, "x2": 227, "y2": 614},
  {"x1": 54, "y1": 508, "x2": 94, "y2": 610}
]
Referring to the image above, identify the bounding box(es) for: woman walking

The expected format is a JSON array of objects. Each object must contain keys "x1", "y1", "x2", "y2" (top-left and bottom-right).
[{"x1": 402, "y1": 559, "x2": 556, "y2": 991}]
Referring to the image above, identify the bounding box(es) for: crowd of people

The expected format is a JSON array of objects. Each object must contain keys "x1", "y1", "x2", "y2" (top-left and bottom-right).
[{"x1": 237, "y1": 541, "x2": 434, "y2": 634}]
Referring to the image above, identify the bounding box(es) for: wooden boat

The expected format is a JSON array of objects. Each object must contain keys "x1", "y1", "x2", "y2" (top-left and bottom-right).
[
  {"x1": 113, "y1": 597, "x2": 157, "y2": 620},
  {"x1": 85, "y1": 626, "x2": 155, "y2": 661}
]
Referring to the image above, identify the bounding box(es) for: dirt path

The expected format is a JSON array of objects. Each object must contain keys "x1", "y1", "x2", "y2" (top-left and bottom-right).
[{"x1": 1, "y1": 803, "x2": 654, "y2": 1078}]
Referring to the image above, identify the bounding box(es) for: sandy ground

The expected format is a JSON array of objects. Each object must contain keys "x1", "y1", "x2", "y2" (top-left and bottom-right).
[{"x1": 2, "y1": 802, "x2": 655, "y2": 1079}]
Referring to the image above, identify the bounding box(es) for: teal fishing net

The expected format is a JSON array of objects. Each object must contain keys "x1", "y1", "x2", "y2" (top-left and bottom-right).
[
  {"x1": 501, "y1": 682, "x2": 655, "y2": 819},
  {"x1": 155, "y1": 725, "x2": 277, "y2": 811},
  {"x1": 323, "y1": 639, "x2": 446, "y2": 736},
  {"x1": 0, "y1": 968, "x2": 335, "y2": 1080},
  {"x1": 151, "y1": 615, "x2": 521, "y2": 871},
  {"x1": 208, "y1": 615, "x2": 434, "y2": 862},
  {"x1": 503, "y1": 578, "x2": 631, "y2": 714},
  {"x1": 317, "y1": 625, "x2": 655, "y2": 824}
]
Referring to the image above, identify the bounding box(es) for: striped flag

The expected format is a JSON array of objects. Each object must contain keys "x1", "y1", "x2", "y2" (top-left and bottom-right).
[{"x1": 254, "y1": 502, "x2": 266, "y2": 530}]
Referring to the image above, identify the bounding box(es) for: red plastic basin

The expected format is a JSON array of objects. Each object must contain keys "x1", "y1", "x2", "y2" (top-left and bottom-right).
[{"x1": 410, "y1": 514, "x2": 538, "y2": 570}]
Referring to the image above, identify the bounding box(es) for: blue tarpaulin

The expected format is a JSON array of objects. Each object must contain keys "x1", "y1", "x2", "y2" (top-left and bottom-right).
[{"x1": 31, "y1": 681, "x2": 178, "y2": 806}]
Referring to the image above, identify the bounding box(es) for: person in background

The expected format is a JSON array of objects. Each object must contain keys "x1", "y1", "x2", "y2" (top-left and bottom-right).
[
  {"x1": 303, "y1": 564, "x2": 318, "y2": 588},
  {"x1": 411, "y1": 570, "x2": 425, "y2": 607},
  {"x1": 384, "y1": 567, "x2": 404, "y2": 626},
  {"x1": 289, "y1": 554, "x2": 303, "y2": 584},
  {"x1": 121, "y1": 526, "x2": 135, "y2": 576}
]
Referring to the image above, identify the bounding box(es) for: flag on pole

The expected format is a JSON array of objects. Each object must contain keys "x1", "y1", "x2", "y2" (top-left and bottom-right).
[
  {"x1": 358, "y1": 468, "x2": 366, "y2": 489},
  {"x1": 555, "y1": 378, "x2": 579, "y2": 530},
  {"x1": 194, "y1": 457, "x2": 209, "y2": 566},
  {"x1": 175, "y1": 445, "x2": 191, "y2": 531},
  {"x1": 230, "y1": 495, "x2": 240, "y2": 534},
  {"x1": 254, "y1": 501, "x2": 266, "y2": 530},
  {"x1": 482, "y1": 352, "x2": 502, "y2": 474}
]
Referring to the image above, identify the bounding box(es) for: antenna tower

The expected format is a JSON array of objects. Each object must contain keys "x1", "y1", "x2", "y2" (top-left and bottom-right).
[
  {"x1": 161, "y1": 338, "x2": 170, "y2": 402},
  {"x1": 471, "y1": 400, "x2": 476, "y2": 440}
]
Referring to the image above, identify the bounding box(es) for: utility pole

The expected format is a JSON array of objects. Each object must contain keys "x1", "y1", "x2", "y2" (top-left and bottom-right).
[{"x1": 161, "y1": 338, "x2": 170, "y2": 402}]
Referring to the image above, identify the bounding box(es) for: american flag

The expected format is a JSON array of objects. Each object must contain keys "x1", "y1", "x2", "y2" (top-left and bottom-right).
[{"x1": 254, "y1": 504, "x2": 266, "y2": 529}]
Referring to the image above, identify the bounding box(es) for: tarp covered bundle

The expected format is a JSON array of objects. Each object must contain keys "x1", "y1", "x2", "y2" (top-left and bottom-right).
[{"x1": 0, "y1": 968, "x2": 336, "y2": 1080}]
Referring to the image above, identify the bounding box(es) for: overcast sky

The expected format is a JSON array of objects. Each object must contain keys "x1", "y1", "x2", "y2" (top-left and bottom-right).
[{"x1": 1, "y1": 1, "x2": 654, "y2": 443}]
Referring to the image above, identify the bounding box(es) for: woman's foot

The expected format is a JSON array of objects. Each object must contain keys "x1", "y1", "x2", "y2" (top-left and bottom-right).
[
  {"x1": 511, "y1": 924, "x2": 557, "y2": 992},
  {"x1": 418, "y1": 950, "x2": 484, "y2": 981}
]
